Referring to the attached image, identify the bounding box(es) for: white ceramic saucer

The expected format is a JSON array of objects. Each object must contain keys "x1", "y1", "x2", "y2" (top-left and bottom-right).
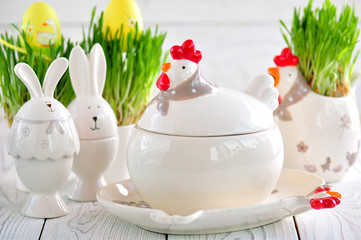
[{"x1": 97, "y1": 168, "x2": 338, "y2": 235}]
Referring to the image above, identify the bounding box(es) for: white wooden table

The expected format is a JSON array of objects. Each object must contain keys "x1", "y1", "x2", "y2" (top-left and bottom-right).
[{"x1": 1, "y1": 109, "x2": 361, "y2": 240}]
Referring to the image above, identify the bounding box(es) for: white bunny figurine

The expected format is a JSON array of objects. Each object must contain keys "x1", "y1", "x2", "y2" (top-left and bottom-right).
[
  {"x1": 8, "y1": 57, "x2": 80, "y2": 218},
  {"x1": 67, "y1": 44, "x2": 119, "y2": 201}
]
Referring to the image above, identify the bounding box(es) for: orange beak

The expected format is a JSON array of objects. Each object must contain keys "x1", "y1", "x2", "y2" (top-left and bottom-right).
[
  {"x1": 268, "y1": 67, "x2": 280, "y2": 87},
  {"x1": 42, "y1": 22, "x2": 48, "y2": 27},
  {"x1": 161, "y1": 63, "x2": 171, "y2": 73}
]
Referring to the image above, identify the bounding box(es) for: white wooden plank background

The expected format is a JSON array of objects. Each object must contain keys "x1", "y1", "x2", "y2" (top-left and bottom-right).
[
  {"x1": 0, "y1": 160, "x2": 44, "y2": 239},
  {"x1": 167, "y1": 217, "x2": 298, "y2": 240},
  {"x1": 41, "y1": 201, "x2": 166, "y2": 239}
]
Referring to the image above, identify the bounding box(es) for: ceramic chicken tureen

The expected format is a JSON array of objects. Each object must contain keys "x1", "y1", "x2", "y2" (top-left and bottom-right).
[{"x1": 127, "y1": 40, "x2": 284, "y2": 216}]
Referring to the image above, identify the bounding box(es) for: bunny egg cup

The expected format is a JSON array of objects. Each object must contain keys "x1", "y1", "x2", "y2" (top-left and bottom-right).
[
  {"x1": 8, "y1": 58, "x2": 80, "y2": 218},
  {"x1": 67, "y1": 44, "x2": 119, "y2": 202}
]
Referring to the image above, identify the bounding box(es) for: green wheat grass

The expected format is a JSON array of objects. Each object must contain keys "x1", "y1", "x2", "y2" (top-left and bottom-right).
[{"x1": 280, "y1": 0, "x2": 359, "y2": 97}]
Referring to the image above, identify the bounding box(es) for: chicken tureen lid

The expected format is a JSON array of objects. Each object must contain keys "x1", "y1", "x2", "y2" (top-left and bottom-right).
[{"x1": 138, "y1": 40, "x2": 280, "y2": 137}]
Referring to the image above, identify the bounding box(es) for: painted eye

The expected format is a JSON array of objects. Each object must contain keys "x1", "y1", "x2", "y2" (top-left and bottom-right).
[
  {"x1": 289, "y1": 73, "x2": 292, "y2": 77},
  {"x1": 182, "y1": 66, "x2": 185, "y2": 69},
  {"x1": 98, "y1": 105, "x2": 100, "y2": 108},
  {"x1": 88, "y1": 106, "x2": 91, "y2": 109}
]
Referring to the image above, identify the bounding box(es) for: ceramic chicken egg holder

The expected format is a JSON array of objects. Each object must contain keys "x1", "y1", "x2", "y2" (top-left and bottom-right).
[
  {"x1": 67, "y1": 44, "x2": 119, "y2": 202},
  {"x1": 8, "y1": 58, "x2": 80, "y2": 218},
  {"x1": 127, "y1": 39, "x2": 284, "y2": 216},
  {"x1": 269, "y1": 48, "x2": 360, "y2": 182}
]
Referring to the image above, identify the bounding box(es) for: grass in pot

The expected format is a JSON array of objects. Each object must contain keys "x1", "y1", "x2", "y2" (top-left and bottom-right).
[
  {"x1": 269, "y1": 0, "x2": 360, "y2": 182},
  {"x1": 0, "y1": 28, "x2": 75, "y2": 126}
]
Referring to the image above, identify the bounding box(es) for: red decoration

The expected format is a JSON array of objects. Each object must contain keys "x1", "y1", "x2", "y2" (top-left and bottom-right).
[
  {"x1": 331, "y1": 196, "x2": 341, "y2": 205},
  {"x1": 314, "y1": 187, "x2": 332, "y2": 194},
  {"x1": 274, "y1": 48, "x2": 299, "y2": 67},
  {"x1": 310, "y1": 198, "x2": 325, "y2": 210},
  {"x1": 310, "y1": 197, "x2": 337, "y2": 209},
  {"x1": 310, "y1": 186, "x2": 341, "y2": 210},
  {"x1": 170, "y1": 39, "x2": 202, "y2": 64},
  {"x1": 156, "y1": 73, "x2": 170, "y2": 91}
]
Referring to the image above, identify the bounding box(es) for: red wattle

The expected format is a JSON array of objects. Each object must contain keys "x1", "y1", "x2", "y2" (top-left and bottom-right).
[{"x1": 156, "y1": 73, "x2": 170, "y2": 91}]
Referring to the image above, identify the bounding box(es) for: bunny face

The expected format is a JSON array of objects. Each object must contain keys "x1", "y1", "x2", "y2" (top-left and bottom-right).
[
  {"x1": 9, "y1": 57, "x2": 80, "y2": 161},
  {"x1": 16, "y1": 98, "x2": 70, "y2": 121},
  {"x1": 68, "y1": 44, "x2": 118, "y2": 140},
  {"x1": 67, "y1": 96, "x2": 117, "y2": 140},
  {"x1": 13, "y1": 57, "x2": 71, "y2": 121}
]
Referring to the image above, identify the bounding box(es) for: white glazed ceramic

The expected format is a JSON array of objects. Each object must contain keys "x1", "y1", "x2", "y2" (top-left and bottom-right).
[
  {"x1": 15, "y1": 157, "x2": 72, "y2": 218},
  {"x1": 127, "y1": 40, "x2": 283, "y2": 216},
  {"x1": 67, "y1": 44, "x2": 119, "y2": 201},
  {"x1": 104, "y1": 125, "x2": 134, "y2": 184},
  {"x1": 128, "y1": 124, "x2": 283, "y2": 216},
  {"x1": 140, "y1": 74, "x2": 278, "y2": 137},
  {"x1": 97, "y1": 168, "x2": 342, "y2": 234},
  {"x1": 8, "y1": 58, "x2": 80, "y2": 218},
  {"x1": 271, "y1": 50, "x2": 360, "y2": 182},
  {"x1": 352, "y1": 71, "x2": 361, "y2": 119}
]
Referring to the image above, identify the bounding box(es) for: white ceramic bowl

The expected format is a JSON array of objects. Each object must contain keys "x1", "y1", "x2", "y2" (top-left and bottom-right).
[{"x1": 128, "y1": 124, "x2": 283, "y2": 216}]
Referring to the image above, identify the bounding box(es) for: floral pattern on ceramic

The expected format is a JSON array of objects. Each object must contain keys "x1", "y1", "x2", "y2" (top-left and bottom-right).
[
  {"x1": 270, "y1": 48, "x2": 360, "y2": 182},
  {"x1": 296, "y1": 140, "x2": 317, "y2": 173},
  {"x1": 297, "y1": 141, "x2": 309, "y2": 153}
]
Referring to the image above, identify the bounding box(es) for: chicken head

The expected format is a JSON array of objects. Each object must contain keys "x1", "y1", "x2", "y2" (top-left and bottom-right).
[{"x1": 157, "y1": 39, "x2": 202, "y2": 91}]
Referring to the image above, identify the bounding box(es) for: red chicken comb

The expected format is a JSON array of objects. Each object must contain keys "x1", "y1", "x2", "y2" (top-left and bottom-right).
[
  {"x1": 274, "y1": 48, "x2": 299, "y2": 67},
  {"x1": 170, "y1": 39, "x2": 202, "y2": 64}
]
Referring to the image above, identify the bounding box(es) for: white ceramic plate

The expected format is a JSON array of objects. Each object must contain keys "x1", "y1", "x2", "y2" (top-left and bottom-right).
[{"x1": 97, "y1": 168, "x2": 339, "y2": 234}]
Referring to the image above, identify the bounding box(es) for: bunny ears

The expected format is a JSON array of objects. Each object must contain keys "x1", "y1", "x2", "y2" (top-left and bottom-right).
[
  {"x1": 274, "y1": 48, "x2": 299, "y2": 67},
  {"x1": 69, "y1": 43, "x2": 106, "y2": 97},
  {"x1": 14, "y1": 58, "x2": 68, "y2": 99},
  {"x1": 170, "y1": 39, "x2": 202, "y2": 64}
]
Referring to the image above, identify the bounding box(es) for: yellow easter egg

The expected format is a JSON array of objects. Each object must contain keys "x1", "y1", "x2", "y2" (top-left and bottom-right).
[
  {"x1": 103, "y1": 0, "x2": 143, "y2": 41},
  {"x1": 20, "y1": 2, "x2": 61, "y2": 53}
]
